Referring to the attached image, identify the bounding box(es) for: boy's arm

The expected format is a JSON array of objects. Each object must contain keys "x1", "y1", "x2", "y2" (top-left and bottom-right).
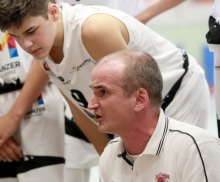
[
  {"x1": 64, "y1": 14, "x2": 129, "y2": 154},
  {"x1": 0, "y1": 60, "x2": 50, "y2": 148},
  {"x1": 135, "y1": 0, "x2": 185, "y2": 24},
  {"x1": 81, "y1": 14, "x2": 129, "y2": 61}
]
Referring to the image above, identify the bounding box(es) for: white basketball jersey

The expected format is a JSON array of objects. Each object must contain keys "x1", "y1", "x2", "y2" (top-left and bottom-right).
[
  {"x1": 59, "y1": 0, "x2": 141, "y2": 16},
  {"x1": 0, "y1": 32, "x2": 33, "y2": 86},
  {"x1": 38, "y1": 3, "x2": 209, "y2": 129},
  {"x1": 39, "y1": 3, "x2": 186, "y2": 113}
]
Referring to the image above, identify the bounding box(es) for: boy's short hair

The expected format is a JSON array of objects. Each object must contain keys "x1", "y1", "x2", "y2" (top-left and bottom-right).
[{"x1": 0, "y1": 0, "x2": 54, "y2": 31}]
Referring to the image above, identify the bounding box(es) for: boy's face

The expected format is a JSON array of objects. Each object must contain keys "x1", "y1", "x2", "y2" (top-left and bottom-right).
[{"x1": 8, "y1": 15, "x2": 57, "y2": 60}]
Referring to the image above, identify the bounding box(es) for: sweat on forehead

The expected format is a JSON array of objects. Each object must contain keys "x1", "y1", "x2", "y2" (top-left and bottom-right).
[
  {"x1": 98, "y1": 51, "x2": 126, "y2": 64},
  {"x1": 94, "y1": 59, "x2": 125, "y2": 80},
  {"x1": 93, "y1": 60, "x2": 125, "y2": 76},
  {"x1": 97, "y1": 50, "x2": 150, "y2": 66}
]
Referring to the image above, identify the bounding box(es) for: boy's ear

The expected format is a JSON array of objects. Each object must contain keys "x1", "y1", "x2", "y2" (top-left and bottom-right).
[
  {"x1": 48, "y1": 3, "x2": 59, "y2": 21},
  {"x1": 134, "y1": 88, "x2": 149, "y2": 112}
]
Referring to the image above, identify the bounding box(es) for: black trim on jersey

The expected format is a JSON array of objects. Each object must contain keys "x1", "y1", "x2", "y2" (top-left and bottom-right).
[
  {"x1": 217, "y1": 117, "x2": 220, "y2": 138},
  {"x1": 0, "y1": 161, "x2": 17, "y2": 177},
  {"x1": 206, "y1": 16, "x2": 220, "y2": 44},
  {"x1": 107, "y1": 139, "x2": 119, "y2": 146},
  {"x1": 108, "y1": 134, "x2": 115, "y2": 139},
  {"x1": 65, "y1": 116, "x2": 90, "y2": 143},
  {"x1": 0, "y1": 78, "x2": 23, "y2": 94},
  {"x1": 119, "y1": 150, "x2": 133, "y2": 169},
  {"x1": 170, "y1": 130, "x2": 208, "y2": 182},
  {"x1": 156, "y1": 117, "x2": 169, "y2": 155},
  {"x1": 161, "y1": 51, "x2": 189, "y2": 111},
  {"x1": 0, "y1": 155, "x2": 65, "y2": 178}
]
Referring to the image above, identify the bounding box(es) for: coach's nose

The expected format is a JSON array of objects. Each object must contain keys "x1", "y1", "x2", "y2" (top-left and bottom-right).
[{"x1": 88, "y1": 94, "x2": 99, "y2": 110}]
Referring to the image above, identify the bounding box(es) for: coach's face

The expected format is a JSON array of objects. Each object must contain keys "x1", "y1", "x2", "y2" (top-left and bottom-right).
[{"x1": 88, "y1": 61, "x2": 136, "y2": 135}]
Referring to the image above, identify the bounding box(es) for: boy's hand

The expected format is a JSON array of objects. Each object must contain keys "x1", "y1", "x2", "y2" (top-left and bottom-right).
[
  {"x1": 0, "y1": 113, "x2": 21, "y2": 148},
  {"x1": 0, "y1": 137, "x2": 23, "y2": 162}
]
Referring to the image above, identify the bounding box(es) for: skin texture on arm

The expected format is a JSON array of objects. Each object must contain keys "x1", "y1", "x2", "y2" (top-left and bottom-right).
[
  {"x1": 135, "y1": 0, "x2": 185, "y2": 24},
  {"x1": 0, "y1": 60, "x2": 50, "y2": 159},
  {"x1": 81, "y1": 14, "x2": 129, "y2": 60}
]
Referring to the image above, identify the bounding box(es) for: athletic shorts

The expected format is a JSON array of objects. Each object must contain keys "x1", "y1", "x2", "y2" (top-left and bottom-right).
[{"x1": 0, "y1": 83, "x2": 65, "y2": 182}]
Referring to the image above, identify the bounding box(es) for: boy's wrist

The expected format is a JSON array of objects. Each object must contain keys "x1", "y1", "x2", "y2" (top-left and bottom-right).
[{"x1": 8, "y1": 109, "x2": 24, "y2": 126}]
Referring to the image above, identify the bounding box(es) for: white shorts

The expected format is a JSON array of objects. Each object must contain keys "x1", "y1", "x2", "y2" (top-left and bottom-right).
[{"x1": 0, "y1": 83, "x2": 65, "y2": 182}]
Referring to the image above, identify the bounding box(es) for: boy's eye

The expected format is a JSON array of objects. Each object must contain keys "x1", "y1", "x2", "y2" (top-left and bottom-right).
[
  {"x1": 27, "y1": 30, "x2": 35, "y2": 34},
  {"x1": 10, "y1": 34, "x2": 19, "y2": 38}
]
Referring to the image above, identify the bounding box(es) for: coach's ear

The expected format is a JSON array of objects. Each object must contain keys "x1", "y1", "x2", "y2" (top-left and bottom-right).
[
  {"x1": 48, "y1": 3, "x2": 59, "y2": 21},
  {"x1": 134, "y1": 88, "x2": 149, "y2": 112}
]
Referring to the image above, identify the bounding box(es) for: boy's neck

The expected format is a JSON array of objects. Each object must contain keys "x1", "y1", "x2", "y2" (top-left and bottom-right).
[
  {"x1": 53, "y1": 11, "x2": 64, "y2": 47},
  {"x1": 49, "y1": 11, "x2": 64, "y2": 64},
  {"x1": 49, "y1": 46, "x2": 64, "y2": 64}
]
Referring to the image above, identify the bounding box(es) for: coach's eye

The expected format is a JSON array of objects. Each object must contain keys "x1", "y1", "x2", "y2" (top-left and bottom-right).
[{"x1": 100, "y1": 89, "x2": 107, "y2": 96}]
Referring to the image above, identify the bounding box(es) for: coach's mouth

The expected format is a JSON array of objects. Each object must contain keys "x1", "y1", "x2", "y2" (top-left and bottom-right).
[{"x1": 95, "y1": 114, "x2": 103, "y2": 122}]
